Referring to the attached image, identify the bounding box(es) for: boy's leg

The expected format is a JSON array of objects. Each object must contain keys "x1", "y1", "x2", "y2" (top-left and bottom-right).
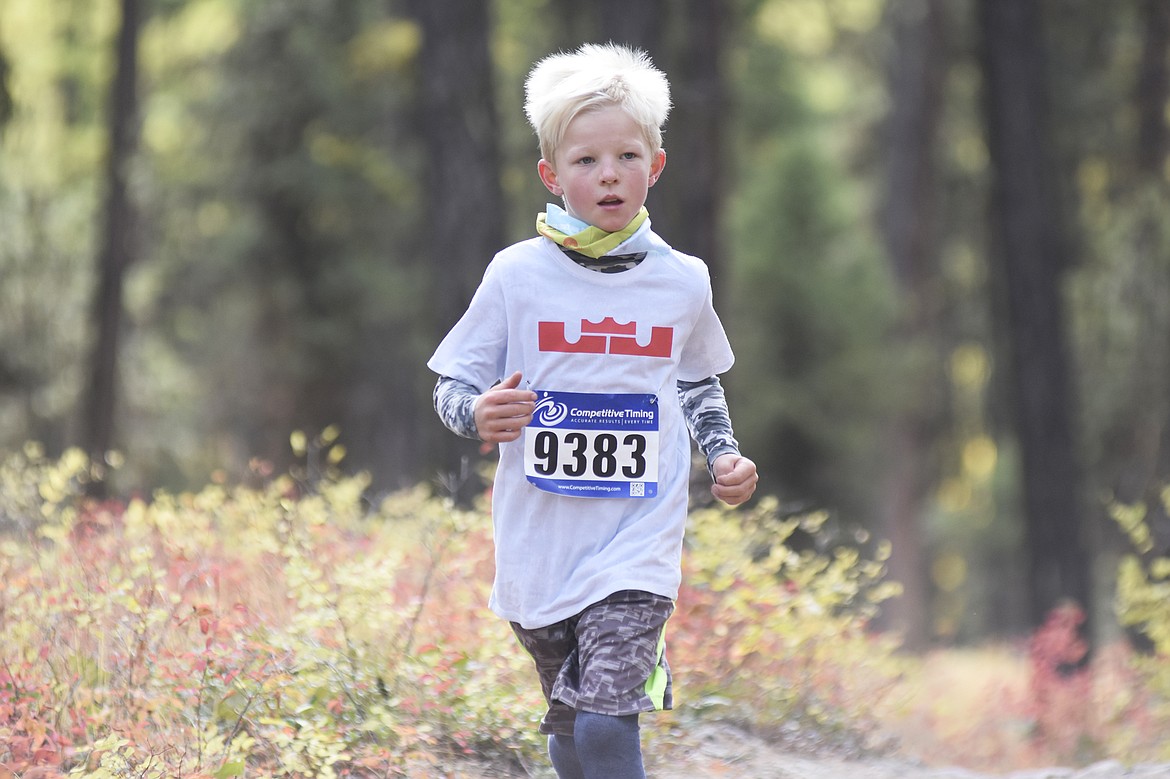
[
  {"x1": 512, "y1": 591, "x2": 673, "y2": 778},
  {"x1": 573, "y1": 712, "x2": 644, "y2": 779},
  {"x1": 511, "y1": 619, "x2": 581, "y2": 777},
  {"x1": 555, "y1": 591, "x2": 674, "y2": 777},
  {"x1": 547, "y1": 734, "x2": 585, "y2": 779}
]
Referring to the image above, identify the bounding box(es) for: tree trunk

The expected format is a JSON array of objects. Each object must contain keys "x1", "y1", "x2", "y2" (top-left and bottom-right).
[
  {"x1": 409, "y1": 0, "x2": 506, "y2": 499},
  {"x1": 409, "y1": 0, "x2": 504, "y2": 333},
  {"x1": 0, "y1": 38, "x2": 12, "y2": 132},
  {"x1": 584, "y1": 0, "x2": 727, "y2": 294},
  {"x1": 976, "y1": 0, "x2": 1092, "y2": 630},
  {"x1": 660, "y1": 0, "x2": 726, "y2": 292},
  {"x1": 82, "y1": 0, "x2": 141, "y2": 489},
  {"x1": 551, "y1": 0, "x2": 665, "y2": 55},
  {"x1": 598, "y1": 0, "x2": 665, "y2": 52},
  {"x1": 1136, "y1": 0, "x2": 1170, "y2": 175},
  {"x1": 876, "y1": 0, "x2": 948, "y2": 649}
]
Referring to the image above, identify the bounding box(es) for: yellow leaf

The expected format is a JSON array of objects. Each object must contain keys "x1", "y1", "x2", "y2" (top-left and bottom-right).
[{"x1": 290, "y1": 430, "x2": 308, "y2": 457}]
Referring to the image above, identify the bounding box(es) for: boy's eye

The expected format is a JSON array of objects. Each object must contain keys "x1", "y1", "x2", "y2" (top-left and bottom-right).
[
  {"x1": 577, "y1": 156, "x2": 594, "y2": 165},
  {"x1": 621, "y1": 152, "x2": 638, "y2": 160}
]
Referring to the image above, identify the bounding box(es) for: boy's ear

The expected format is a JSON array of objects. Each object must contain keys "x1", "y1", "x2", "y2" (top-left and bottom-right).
[
  {"x1": 648, "y1": 149, "x2": 667, "y2": 187},
  {"x1": 538, "y1": 159, "x2": 563, "y2": 196}
]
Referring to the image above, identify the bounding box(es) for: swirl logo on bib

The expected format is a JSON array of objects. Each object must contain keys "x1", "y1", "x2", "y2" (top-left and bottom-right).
[
  {"x1": 533, "y1": 395, "x2": 569, "y2": 426},
  {"x1": 524, "y1": 390, "x2": 659, "y2": 499}
]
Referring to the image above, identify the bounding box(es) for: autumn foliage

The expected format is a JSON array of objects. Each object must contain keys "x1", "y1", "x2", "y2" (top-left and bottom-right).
[{"x1": 2, "y1": 444, "x2": 1169, "y2": 777}]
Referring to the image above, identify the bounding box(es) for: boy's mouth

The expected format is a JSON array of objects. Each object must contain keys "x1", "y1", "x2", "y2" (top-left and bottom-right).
[{"x1": 598, "y1": 196, "x2": 623, "y2": 206}]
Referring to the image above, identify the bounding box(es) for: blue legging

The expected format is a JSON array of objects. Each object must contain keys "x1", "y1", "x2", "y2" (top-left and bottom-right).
[{"x1": 548, "y1": 711, "x2": 645, "y2": 779}]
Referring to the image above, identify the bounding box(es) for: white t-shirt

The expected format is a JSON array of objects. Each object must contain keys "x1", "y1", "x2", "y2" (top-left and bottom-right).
[{"x1": 428, "y1": 221, "x2": 734, "y2": 629}]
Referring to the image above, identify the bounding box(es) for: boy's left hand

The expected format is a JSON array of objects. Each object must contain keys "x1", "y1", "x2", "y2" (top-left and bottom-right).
[{"x1": 711, "y1": 454, "x2": 758, "y2": 506}]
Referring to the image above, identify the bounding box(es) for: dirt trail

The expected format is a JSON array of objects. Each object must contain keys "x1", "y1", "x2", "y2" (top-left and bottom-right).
[
  {"x1": 454, "y1": 722, "x2": 1170, "y2": 779},
  {"x1": 645, "y1": 723, "x2": 1170, "y2": 779}
]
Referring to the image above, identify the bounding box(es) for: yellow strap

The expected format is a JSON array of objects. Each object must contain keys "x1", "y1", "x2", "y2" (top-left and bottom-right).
[{"x1": 643, "y1": 622, "x2": 669, "y2": 710}]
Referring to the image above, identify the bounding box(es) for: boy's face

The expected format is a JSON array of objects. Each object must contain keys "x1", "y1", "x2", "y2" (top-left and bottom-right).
[{"x1": 538, "y1": 104, "x2": 666, "y2": 234}]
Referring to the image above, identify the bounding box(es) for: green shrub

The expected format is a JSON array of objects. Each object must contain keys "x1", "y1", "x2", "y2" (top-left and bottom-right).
[
  {"x1": 1110, "y1": 489, "x2": 1170, "y2": 760},
  {"x1": 0, "y1": 444, "x2": 909, "y2": 776},
  {"x1": 0, "y1": 444, "x2": 543, "y2": 777},
  {"x1": 671, "y1": 497, "x2": 904, "y2": 750}
]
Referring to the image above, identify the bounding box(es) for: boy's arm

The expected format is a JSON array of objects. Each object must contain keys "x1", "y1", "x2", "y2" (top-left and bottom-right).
[
  {"x1": 677, "y1": 377, "x2": 740, "y2": 472},
  {"x1": 434, "y1": 375, "x2": 481, "y2": 439},
  {"x1": 434, "y1": 372, "x2": 537, "y2": 443},
  {"x1": 678, "y1": 377, "x2": 758, "y2": 506}
]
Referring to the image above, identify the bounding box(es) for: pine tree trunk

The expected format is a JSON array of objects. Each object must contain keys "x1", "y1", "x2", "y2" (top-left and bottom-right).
[
  {"x1": 1136, "y1": 0, "x2": 1170, "y2": 175},
  {"x1": 658, "y1": 0, "x2": 726, "y2": 294},
  {"x1": 409, "y1": 0, "x2": 504, "y2": 333},
  {"x1": 876, "y1": 0, "x2": 948, "y2": 648},
  {"x1": 409, "y1": 0, "x2": 506, "y2": 500},
  {"x1": 976, "y1": 0, "x2": 1092, "y2": 631},
  {"x1": 83, "y1": 0, "x2": 141, "y2": 490}
]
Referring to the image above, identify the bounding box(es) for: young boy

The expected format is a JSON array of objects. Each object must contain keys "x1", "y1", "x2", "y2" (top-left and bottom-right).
[{"x1": 428, "y1": 43, "x2": 757, "y2": 779}]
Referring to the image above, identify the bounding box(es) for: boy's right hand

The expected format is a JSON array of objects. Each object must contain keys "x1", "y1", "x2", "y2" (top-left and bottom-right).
[{"x1": 474, "y1": 371, "x2": 537, "y2": 443}]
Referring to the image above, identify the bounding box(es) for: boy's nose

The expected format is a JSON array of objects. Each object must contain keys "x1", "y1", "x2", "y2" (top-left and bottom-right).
[{"x1": 599, "y1": 161, "x2": 618, "y2": 182}]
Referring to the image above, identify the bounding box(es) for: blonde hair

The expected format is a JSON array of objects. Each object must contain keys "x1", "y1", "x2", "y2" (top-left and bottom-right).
[{"x1": 524, "y1": 42, "x2": 671, "y2": 162}]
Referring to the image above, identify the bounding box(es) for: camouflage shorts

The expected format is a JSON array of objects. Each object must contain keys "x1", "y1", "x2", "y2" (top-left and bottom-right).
[{"x1": 510, "y1": 590, "x2": 674, "y2": 736}]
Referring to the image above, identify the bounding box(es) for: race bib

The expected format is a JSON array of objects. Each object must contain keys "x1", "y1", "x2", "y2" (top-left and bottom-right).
[{"x1": 524, "y1": 390, "x2": 659, "y2": 499}]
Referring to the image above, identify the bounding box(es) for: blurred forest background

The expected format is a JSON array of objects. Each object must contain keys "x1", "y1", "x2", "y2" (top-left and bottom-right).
[{"x1": 1, "y1": 0, "x2": 1168, "y2": 651}]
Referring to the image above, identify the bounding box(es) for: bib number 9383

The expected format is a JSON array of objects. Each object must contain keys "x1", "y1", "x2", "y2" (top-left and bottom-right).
[{"x1": 523, "y1": 390, "x2": 659, "y2": 499}]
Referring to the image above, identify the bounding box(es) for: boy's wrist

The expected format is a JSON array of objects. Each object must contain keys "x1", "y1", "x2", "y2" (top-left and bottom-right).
[{"x1": 707, "y1": 446, "x2": 741, "y2": 477}]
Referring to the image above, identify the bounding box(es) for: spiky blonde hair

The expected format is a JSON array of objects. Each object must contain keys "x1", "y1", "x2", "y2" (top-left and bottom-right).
[{"x1": 524, "y1": 42, "x2": 671, "y2": 162}]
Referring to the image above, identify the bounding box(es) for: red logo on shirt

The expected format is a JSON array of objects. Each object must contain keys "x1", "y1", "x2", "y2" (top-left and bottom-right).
[{"x1": 538, "y1": 317, "x2": 673, "y2": 358}]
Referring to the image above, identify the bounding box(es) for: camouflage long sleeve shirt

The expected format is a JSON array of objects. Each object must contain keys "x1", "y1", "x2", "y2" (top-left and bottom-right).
[{"x1": 432, "y1": 374, "x2": 741, "y2": 476}]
